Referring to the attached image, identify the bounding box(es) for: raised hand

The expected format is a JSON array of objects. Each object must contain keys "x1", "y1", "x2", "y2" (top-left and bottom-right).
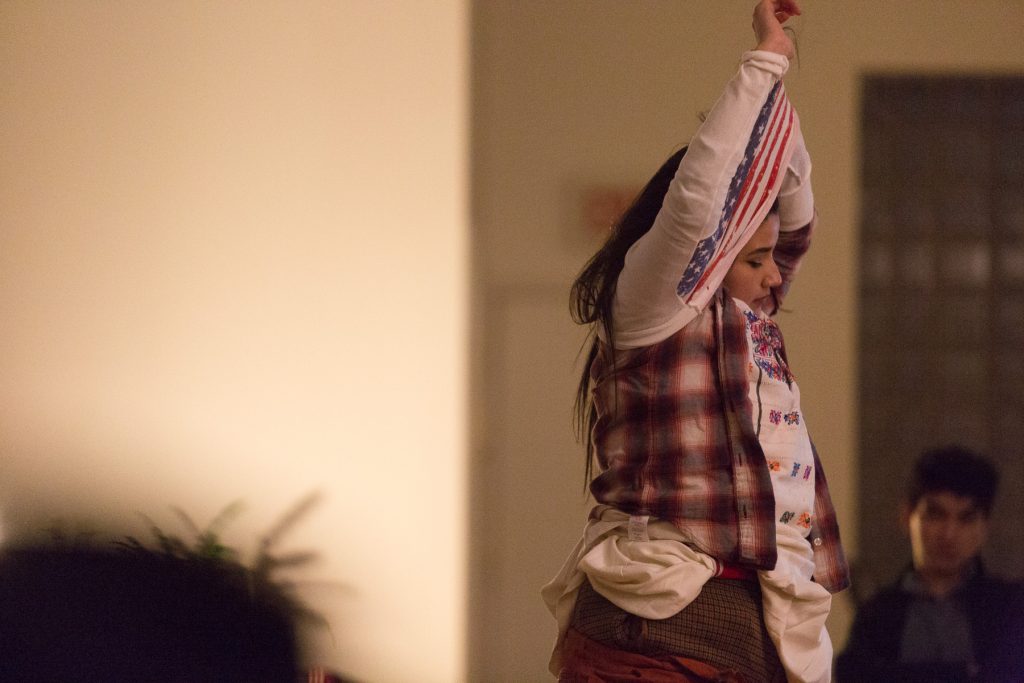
[{"x1": 752, "y1": 0, "x2": 801, "y2": 59}]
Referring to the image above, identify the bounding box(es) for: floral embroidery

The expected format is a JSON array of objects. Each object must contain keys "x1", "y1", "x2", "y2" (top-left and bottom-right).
[
  {"x1": 797, "y1": 512, "x2": 812, "y2": 529},
  {"x1": 783, "y1": 411, "x2": 800, "y2": 425},
  {"x1": 767, "y1": 459, "x2": 782, "y2": 472},
  {"x1": 803, "y1": 465, "x2": 813, "y2": 480},
  {"x1": 790, "y1": 463, "x2": 802, "y2": 477},
  {"x1": 769, "y1": 409, "x2": 782, "y2": 425},
  {"x1": 744, "y1": 310, "x2": 794, "y2": 383},
  {"x1": 779, "y1": 511, "x2": 795, "y2": 524}
]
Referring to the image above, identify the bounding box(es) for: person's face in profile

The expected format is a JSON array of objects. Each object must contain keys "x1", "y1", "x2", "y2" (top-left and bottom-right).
[
  {"x1": 907, "y1": 491, "x2": 989, "y2": 579},
  {"x1": 722, "y1": 213, "x2": 782, "y2": 316}
]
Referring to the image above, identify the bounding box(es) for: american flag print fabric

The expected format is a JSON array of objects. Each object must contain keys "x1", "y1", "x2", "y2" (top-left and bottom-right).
[{"x1": 677, "y1": 81, "x2": 795, "y2": 307}]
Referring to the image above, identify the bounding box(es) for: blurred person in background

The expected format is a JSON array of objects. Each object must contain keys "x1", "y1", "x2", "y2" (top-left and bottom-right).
[{"x1": 836, "y1": 445, "x2": 1024, "y2": 682}]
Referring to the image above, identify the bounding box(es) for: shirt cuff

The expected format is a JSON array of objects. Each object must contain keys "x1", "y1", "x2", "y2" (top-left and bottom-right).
[{"x1": 740, "y1": 50, "x2": 790, "y2": 78}]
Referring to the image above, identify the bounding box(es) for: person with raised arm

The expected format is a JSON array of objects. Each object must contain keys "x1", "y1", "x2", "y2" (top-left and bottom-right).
[{"x1": 542, "y1": 2, "x2": 849, "y2": 681}]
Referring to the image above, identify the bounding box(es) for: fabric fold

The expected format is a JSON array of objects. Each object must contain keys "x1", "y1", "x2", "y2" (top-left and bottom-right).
[
  {"x1": 541, "y1": 506, "x2": 717, "y2": 676},
  {"x1": 758, "y1": 526, "x2": 834, "y2": 683}
]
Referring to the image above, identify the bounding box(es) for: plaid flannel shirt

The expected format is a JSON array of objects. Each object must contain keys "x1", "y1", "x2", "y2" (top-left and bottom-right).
[
  {"x1": 589, "y1": 226, "x2": 848, "y2": 593},
  {"x1": 588, "y1": 51, "x2": 849, "y2": 593}
]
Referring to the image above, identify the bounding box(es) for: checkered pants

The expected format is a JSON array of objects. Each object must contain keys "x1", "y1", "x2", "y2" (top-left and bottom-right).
[{"x1": 570, "y1": 578, "x2": 786, "y2": 683}]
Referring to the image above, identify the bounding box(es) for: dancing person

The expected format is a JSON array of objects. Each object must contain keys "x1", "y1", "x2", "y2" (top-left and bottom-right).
[{"x1": 542, "y1": 2, "x2": 849, "y2": 681}]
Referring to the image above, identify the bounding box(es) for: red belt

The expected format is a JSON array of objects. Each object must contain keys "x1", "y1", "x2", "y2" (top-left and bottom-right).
[{"x1": 716, "y1": 562, "x2": 758, "y2": 581}]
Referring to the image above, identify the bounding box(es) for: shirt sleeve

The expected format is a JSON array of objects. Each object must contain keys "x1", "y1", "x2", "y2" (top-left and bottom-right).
[
  {"x1": 769, "y1": 217, "x2": 813, "y2": 313},
  {"x1": 809, "y1": 444, "x2": 851, "y2": 594},
  {"x1": 611, "y1": 50, "x2": 803, "y2": 349},
  {"x1": 777, "y1": 127, "x2": 814, "y2": 233}
]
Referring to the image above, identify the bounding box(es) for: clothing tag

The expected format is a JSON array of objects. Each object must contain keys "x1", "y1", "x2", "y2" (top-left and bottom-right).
[{"x1": 627, "y1": 515, "x2": 649, "y2": 542}]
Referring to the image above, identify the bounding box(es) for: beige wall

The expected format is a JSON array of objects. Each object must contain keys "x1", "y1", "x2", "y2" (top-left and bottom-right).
[
  {"x1": 471, "y1": 1, "x2": 1024, "y2": 679},
  {"x1": 0, "y1": 2, "x2": 468, "y2": 681},
  {"x1": 3, "y1": 1, "x2": 1022, "y2": 680}
]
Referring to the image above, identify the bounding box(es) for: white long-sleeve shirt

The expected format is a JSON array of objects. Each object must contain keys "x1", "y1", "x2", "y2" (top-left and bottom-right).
[{"x1": 610, "y1": 50, "x2": 814, "y2": 349}]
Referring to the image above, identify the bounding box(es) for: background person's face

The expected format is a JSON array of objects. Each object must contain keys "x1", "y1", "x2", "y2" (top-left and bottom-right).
[{"x1": 907, "y1": 491, "x2": 989, "y2": 579}]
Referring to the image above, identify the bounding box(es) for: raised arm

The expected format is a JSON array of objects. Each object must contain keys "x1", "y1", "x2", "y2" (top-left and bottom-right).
[
  {"x1": 612, "y1": 1, "x2": 807, "y2": 348},
  {"x1": 771, "y1": 131, "x2": 815, "y2": 310}
]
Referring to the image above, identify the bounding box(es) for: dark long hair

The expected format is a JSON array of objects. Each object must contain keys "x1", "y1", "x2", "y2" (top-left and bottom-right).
[{"x1": 569, "y1": 146, "x2": 687, "y2": 485}]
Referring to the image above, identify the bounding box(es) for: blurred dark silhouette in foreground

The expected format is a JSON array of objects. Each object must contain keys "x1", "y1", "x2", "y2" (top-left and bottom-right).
[
  {"x1": 0, "y1": 497, "x2": 353, "y2": 682},
  {"x1": 0, "y1": 542, "x2": 300, "y2": 682}
]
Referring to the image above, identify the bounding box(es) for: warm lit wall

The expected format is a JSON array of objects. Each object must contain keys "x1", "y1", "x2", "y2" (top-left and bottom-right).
[
  {"x1": 0, "y1": 2, "x2": 467, "y2": 681},
  {"x1": 471, "y1": 1, "x2": 1024, "y2": 679}
]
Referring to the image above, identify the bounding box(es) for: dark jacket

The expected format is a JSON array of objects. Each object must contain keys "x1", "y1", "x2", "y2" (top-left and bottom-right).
[{"x1": 836, "y1": 563, "x2": 1024, "y2": 683}]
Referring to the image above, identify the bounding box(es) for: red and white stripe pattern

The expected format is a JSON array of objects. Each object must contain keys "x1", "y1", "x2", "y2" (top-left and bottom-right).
[{"x1": 677, "y1": 81, "x2": 796, "y2": 307}]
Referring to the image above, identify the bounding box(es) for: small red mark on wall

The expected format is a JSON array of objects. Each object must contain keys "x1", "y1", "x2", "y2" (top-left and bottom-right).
[{"x1": 581, "y1": 185, "x2": 638, "y2": 238}]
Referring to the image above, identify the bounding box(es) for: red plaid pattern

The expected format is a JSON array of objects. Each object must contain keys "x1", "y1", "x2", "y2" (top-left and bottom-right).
[{"x1": 589, "y1": 222, "x2": 849, "y2": 593}]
